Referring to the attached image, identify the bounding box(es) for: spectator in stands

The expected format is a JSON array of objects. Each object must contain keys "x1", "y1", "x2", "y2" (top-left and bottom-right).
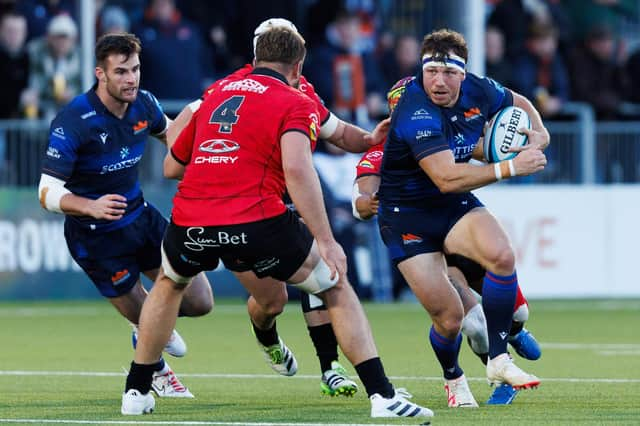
[
  {"x1": 568, "y1": 25, "x2": 630, "y2": 119},
  {"x1": 561, "y1": 0, "x2": 638, "y2": 42},
  {"x1": 0, "y1": 11, "x2": 30, "y2": 119},
  {"x1": 379, "y1": 34, "x2": 420, "y2": 97},
  {"x1": 133, "y1": 0, "x2": 213, "y2": 100},
  {"x1": 485, "y1": 26, "x2": 514, "y2": 89},
  {"x1": 304, "y1": 9, "x2": 386, "y2": 125},
  {"x1": 16, "y1": 0, "x2": 75, "y2": 41},
  {"x1": 626, "y1": 48, "x2": 640, "y2": 104},
  {"x1": 511, "y1": 21, "x2": 569, "y2": 118},
  {"x1": 24, "y1": 14, "x2": 81, "y2": 121},
  {"x1": 488, "y1": 0, "x2": 571, "y2": 59},
  {"x1": 97, "y1": 5, "x2": 131, "y2": 36}
]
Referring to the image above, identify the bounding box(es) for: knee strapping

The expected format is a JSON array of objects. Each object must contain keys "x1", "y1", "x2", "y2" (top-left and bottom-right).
[
  {"x1": 161, "y1": 245, "x2": 193, "y2": 286},
  {"x1": 462, "y1": 304, "x2": 489, "y2": 355},
  {"x1": 293, "y1": 259, "x2": 338, "y2": 295}
]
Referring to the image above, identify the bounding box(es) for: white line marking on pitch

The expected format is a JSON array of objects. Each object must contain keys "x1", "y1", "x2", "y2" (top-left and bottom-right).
[
  {"x1": 0, "y1": 420, "x2": 377, "y2": 426},
  {"x1": 0, "y1": 370, "x2": 638, "y2": 383}
]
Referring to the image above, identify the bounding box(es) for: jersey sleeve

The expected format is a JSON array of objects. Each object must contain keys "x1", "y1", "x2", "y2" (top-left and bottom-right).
[
  {"x1": 281, "y1": 95, "x2": 318, "y2": 149},
  {"x1": 139, "y1": 90, "x2": 168, "y2": 135},
  {"x1": 41, "y1": 113, "x2": 81, "y2": 181},
  {"x1": 393, "y1": 107, "x2": 448, "y2": 162},
  {"x1": 170, "y1": 110, "x2": 197, "y2": 165},
  {"x1": 356, "y1": 144, "x2": 384, "y2": 178},
  {"x1": 482, "y1": 76, "x2": 514, "y2": 117}
]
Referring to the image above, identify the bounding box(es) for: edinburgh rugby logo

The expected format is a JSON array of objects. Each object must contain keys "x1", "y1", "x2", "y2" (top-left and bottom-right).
[{"x1": 199, "y1": 139, "x2": 240, "y2": 153}]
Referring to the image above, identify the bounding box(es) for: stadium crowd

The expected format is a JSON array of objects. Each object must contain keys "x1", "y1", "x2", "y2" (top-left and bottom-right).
[{"x1": 2, "y1": 0, "x2": 640, "y2": 123}]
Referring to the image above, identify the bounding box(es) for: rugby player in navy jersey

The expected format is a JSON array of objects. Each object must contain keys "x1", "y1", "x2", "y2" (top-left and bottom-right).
[
  {"x1": 377, "y1": 29, "x2": 548, "y2": 407},
  {"x1": 38, "y1": 33, "x2": 213, "y2": 398},
  {"x1": 122, "y1": 27, "x2": 433, "y2": 419}
]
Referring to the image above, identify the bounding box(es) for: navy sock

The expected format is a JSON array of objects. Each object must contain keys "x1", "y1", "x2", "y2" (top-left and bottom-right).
[
  {"x1": 482, "y1": 270, "x2": 518, "y2": 359},
  {"x1": 429, "y1": 326, "x2": 463, "y2": 380},
  {"x1": 252, "y1": 320, "x2": 279, "y2": 346},
  {"x1": 307, "y1": 324, "x2": 339, "y2": 373},
  {"x1": 354, "y1": 357, "x2": 394, "y2": 398}
]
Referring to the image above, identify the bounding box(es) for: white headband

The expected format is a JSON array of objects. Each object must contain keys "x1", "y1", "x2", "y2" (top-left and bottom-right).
[{"x1": 421, "y1": 52, "x2": 466, "y2": 73}]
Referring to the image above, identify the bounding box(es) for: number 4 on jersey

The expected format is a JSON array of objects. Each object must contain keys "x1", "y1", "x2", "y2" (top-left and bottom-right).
[{"x1": 209, "y1": 95, "x2": 245, "y2": 133}]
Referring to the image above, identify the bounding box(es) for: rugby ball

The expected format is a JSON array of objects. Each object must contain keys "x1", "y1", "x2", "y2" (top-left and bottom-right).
[{"x1": 483, "y1": 106, "x2": 530, "y2": 163}]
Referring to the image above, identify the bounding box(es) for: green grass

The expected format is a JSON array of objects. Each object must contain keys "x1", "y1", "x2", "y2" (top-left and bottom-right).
[{"x1": 0, "y1": 299, "x2": 639, "y2": 425}]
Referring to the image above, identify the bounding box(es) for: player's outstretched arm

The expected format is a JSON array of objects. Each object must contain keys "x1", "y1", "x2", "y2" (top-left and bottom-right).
[
  {"x1": 281, "y1": 131, "x2": 346, "y2": 279},
  {"x1": 511, "y1": 91, "x2": 550, "y2": 150},
  {"x1": 325, "y1": 117, "x2": 390, "y2": 153}
]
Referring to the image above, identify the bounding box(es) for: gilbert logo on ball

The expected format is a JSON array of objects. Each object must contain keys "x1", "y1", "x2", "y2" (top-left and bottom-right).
[{"x1": 484, "y1": 106, "x2": 530, "y2": 163}]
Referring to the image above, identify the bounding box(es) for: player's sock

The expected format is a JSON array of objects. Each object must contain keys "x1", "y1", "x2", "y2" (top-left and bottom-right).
[
  {"x1": 125, "y1": 360, "x2": 163, "y2": 394},
  {"x1": 354, "y1": 357, "x2": 394, "y2": 398},
  {"x1": 252, "y1": 320, "x2": 279, "y2": 346},
  {"x1": 307, "y1": 323, "x2": 339, "y2": 373},
  {"x1": 482, "y1": 271, "x2": 518, "y2": 359},
  {"x1": 510, "y1": 320, "x2": 524, "y2": 337},
  {"x1": 429, "y1": 326, "x2": 464, "y2": 380},
  {"x1": 154, "y1": 357, "x2": 168, "y2": 374}
]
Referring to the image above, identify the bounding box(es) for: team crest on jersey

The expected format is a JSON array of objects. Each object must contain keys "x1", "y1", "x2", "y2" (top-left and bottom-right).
[
  {"x1": 309, "y1": 121, "x2": 318, "y2": 142},
  {"x1": 120, "y1": 147, "x2": 129, "y2": 159},
  {"x1": 133, "y1": 120, "x2": 148, "y2": 134},
  {"x1": 464, "y1": 107, "x2": 482, "y2": 121},
  {"x1": 358, "y1": 160, "x2": 374, "y2": 169}
]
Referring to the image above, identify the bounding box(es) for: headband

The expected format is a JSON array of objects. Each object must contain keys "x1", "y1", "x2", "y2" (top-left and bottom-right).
[{"x1": 421, "y1": 53, "x2": 466, "y2": 73}]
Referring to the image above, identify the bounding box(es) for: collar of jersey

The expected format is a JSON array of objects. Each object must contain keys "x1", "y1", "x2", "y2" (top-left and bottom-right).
[{"x1": 250, "y1": 67, "x2": 289, "y2": 85}]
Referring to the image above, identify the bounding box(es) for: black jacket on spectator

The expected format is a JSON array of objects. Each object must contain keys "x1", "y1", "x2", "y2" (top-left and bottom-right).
[{"x1": 0, "y1": 46, "x2": 29, "y2": 118}]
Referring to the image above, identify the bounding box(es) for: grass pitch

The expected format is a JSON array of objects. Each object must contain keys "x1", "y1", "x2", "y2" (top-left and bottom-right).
[{"x1": 0, "y1": 298, "x2": 638, "y2": 425}]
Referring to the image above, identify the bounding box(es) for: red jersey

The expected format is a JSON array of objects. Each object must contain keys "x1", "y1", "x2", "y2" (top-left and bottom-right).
[
  {"x1": 203, "y1": 65, "x2": 331, "y2": 135},
  {"x1": 355, "y1": 143, "x2": 384, "y2": 178},
  {"x1": 171, "y1": 67, "x2": 319, "y2": 226}
]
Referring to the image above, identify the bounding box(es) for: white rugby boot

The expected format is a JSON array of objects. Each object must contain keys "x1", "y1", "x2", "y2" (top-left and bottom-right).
[
  {"x1": 257, "y1": 337, "x2": 298, "y2": 376},
  {"x1": 151, "y1": 363, "x2": 194, "y2": 398},
  {"x1": 487, "y1": 353, "x2": 541, "y2": 390},
  {"x1": 370, "y1": 388, "x2": 434, "y2": 418},
  {"x1": 444, "y1": 374, "x2": 478, "y2": 407},
  {"x1": 121, "y1": 389, "x2": 155, "y2": 415},
  {"x1": 132, "y1": 326, "x2": 187, "y2": 358}
]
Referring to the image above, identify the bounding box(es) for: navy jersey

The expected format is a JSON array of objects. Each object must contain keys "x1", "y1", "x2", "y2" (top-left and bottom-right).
[
  {"x1": 42, "y1": 86, "x2": 167, "y2": 231},
  {"x1": 379, "y1": 72, "x2": 512, "y2": 203}
]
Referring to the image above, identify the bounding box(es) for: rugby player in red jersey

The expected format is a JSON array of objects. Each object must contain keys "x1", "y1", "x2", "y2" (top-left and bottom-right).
[
  {"x1": 164, "y1": 18, "x2": 391, "y2": 398},
  {"x1": 122, "y1": 27, "x2": 433, "y2": 419}
]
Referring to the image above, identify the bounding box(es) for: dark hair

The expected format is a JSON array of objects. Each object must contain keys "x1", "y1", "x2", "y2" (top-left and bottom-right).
[
  {"x1": 254, "y1": 27, "x2": 306, "y2": 66},
  {"x1": 420, "y1": 29, "x2": 468, "y2": 63},
  {"x1": 95, "y1": 33, "x2": 141, "y2": 67}
]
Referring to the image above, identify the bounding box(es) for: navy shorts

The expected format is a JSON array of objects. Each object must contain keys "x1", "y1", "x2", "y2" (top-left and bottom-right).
[
  {"x1": 378, "y1": 193, "x2": 484, "y2": 265},
  {"x1": 65, "y1": 202, "x2": 167, "y2": 298},
  {"x1": 162, "y1": 209, "x2": 313, "y2": 281}
]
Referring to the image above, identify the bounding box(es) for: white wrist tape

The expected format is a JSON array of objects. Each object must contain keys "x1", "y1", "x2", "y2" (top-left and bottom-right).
[
  {"x1": 508, "y1": 159, "x2": 516, "y2": 177},
  {"x1": 351, "y1": 182, "x2": 365, "y2": 220},
  {"x1": 494, "y1": 163, "x2": 503, "y2": 180},
  {"x1": 38, "y1": 174, "x2": 71, "y2": 214}
]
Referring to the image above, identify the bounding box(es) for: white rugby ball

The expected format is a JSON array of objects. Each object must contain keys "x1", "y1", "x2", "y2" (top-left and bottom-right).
[{"x1": 483, "y1": 106, "x2": 530, "y2": 163}]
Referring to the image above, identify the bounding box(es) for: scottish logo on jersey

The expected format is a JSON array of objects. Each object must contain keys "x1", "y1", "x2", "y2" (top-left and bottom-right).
[
  {"x1": 464, "y1": 107, "x2": 482, "y2": 121},
  {"x1": 120, "y1": 147, "x2": 129, "y2": 159}
]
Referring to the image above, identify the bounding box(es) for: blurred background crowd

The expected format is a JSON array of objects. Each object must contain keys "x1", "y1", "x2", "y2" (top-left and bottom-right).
[{"x1": 2, "y1": 0, "x2": 640, "y2": 300}]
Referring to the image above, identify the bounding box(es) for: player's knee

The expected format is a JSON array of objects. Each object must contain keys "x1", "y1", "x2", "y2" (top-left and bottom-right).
[
  {"x1": 292, "y1": 259, "x2": 338, "y2": 295},
  {"x1": 260, "y1": 298, "x2": 286, "y2": 317},
  {"x1": 486, "y1": 246, "x2": 516, "y2": 273},
  {"x1": 513, "y1": 302, "x2": 529, "y2": 322}
]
